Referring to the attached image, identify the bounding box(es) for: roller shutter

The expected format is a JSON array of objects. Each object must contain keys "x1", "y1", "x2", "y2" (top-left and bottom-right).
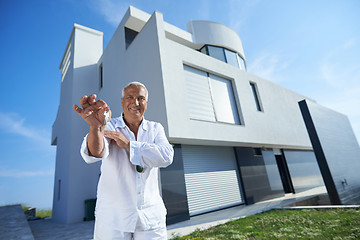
[
  {"x1": 182, "y1": 145, "x2": 244, "y2": 216},
  {"x1": 183, "y1": 65, "x2": 216, "y2": 122}
]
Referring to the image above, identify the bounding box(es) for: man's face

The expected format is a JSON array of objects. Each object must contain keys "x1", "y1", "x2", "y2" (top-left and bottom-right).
[{"x1": 121, "y1": 85, "x2": 148, "y2": 122}]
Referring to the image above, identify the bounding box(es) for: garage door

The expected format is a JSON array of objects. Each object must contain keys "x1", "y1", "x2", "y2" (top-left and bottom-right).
[{"x1": 182, "y1": 145, "x2": 244, "y2": 216}]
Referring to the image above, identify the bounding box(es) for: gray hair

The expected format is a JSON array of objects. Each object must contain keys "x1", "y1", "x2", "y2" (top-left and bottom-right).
[{"x1": 121, "y1": 81, "x2": 148, "y2": 100}]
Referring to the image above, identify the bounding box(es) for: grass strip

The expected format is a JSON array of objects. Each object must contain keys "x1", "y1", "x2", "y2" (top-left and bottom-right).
[
  {"x1": 170, "y1": 207, "x2": 360, "y2": 239},
  {"x1": 22, "y1": 205, "x2": 52, "y2": 218}
]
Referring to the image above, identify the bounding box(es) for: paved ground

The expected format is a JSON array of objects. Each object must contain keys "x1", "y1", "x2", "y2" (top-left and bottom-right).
[
  {"x1": 29, "y1": 219, "x2": 94, "y2": 240},
  {"x1": 0, "y1": 204, "x2": 34, "y2": 240},
  {"x1": 2, "y1": 186, "x2": 329, "y2": 239}
]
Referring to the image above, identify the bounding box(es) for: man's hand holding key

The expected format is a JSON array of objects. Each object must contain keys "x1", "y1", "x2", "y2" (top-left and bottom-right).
[{"x1": 73, "y1": 94, "x2": 112, "y2": 129}]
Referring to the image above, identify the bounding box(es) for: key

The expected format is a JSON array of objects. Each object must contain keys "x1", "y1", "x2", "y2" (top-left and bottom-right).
[{"x1": 104, "y1": 110, "x2": 110, "y2": 125}]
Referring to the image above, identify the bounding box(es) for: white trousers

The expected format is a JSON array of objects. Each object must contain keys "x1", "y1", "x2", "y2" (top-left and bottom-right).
[{"x1": 93, "y1": 220, "x2": 167, "y2": 240}]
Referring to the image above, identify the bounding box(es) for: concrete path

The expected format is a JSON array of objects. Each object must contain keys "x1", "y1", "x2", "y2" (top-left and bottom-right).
[
  {"x1": 0, "y1": 204, "x2": 34, "y2": 240},
  {"x1": 29, "y1": 219, "x2": 94, "y2": 240}
]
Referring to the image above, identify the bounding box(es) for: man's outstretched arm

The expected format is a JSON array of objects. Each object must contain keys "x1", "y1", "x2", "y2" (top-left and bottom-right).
[{"x1": 74, "y1": 94, "x2": 111, "y2": 158}]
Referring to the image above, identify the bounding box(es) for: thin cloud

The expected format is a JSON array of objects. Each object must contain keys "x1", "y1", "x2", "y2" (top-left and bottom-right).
[
  {"x1": 195, "y1": 0, "x2": 211, "y2": 20},
  {"x1": 320, "y1": 38, "x2": 360, "y2": 88},
  {"x1": 89, "y1": 0, "x2": 128, "y2": 27},
  {"x1": 316, "y1": 84, "x2": 360, "y2": 142},
  {"x1": 320, "y1": 59, "x2": 360, "y2": 88},
  {"x1": 0, "y1": 112, "x2": 50, "y2": 146},
  {"x1": 227, "y1": 0, "x2": 260, "y2": 32},
  {"x1": 343, "y1": 38, "x2": 356, "y2": 49},
  {"x1": 317, "y1": 38, "x2": 360, "y2": 143},
  {"x1": 247, "y1": 52, "x2": 291, "y2": 83},
  {"x1": 0, "y1": 169, "x2": 54, "y2": 178}
]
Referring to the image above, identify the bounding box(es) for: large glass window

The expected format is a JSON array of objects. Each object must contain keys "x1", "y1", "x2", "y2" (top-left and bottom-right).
[
  {"x1": 207, "y1": 45, "x2": 226, "y2": 62},
  {"x1": 238, "y1": 55, "x2": 246, "y2": 70},
  {"x1": 210, "y1": 74, "x2": 240, "y2": 124},
  {"x1": 224, "y1": 49, "x2": 239, "y2": 68},
  {"x1": 200, "y1": 46, "x2": 207, "y2": 55},
  {"x1": 184, "y1": 65, "x2": 241, "y2": 124},
  {"x1": 199, "y1": 45, "x2": 246, "y2": 71}
]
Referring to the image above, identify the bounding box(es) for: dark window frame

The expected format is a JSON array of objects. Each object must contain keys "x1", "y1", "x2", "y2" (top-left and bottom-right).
[
  {"x1": 125, "y1": 27, "x2": 139, "y2": 49},
  {"x1": 199, "y1": 45, "x2": 246, "y2": 71},
  {"x1": 250, "y1": 81, "x2": 263, "y2": 112},
  {"x1": 99, "y1": 63, "x2": 103, "y2": 89}
]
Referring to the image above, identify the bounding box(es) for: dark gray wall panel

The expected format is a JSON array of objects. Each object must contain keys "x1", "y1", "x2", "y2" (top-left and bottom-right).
[
  {"x1": 299, "y1": 100, "x2": 360, "y2": 204},
  {"x1": 160, "y1": 144, "x2": 190, "y2": 224},
  {"x1": 262, "y1": 150, "x2": 283, "y2": 192},
  {"x1": 235, "y1": 147, "x2": 284, "y2": 204},
  {"x1": 283, "y1": 150, "x2": 324, "y2": 192}
]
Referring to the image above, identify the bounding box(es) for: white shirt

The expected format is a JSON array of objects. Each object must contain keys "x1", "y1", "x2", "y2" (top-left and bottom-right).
[{"x1": 80, "y1": 115, "x2": 174, "y2": 232}]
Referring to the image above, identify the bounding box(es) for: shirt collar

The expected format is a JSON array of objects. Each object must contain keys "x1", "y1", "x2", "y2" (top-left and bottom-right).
[{"x1": 115, "y1": 113, "x2": 148, "y2": 131}]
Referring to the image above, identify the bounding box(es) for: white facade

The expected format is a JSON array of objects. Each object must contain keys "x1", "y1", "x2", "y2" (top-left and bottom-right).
[
  {"x1": 52, "y1": 24, "x2": 103, "y2": 223},
  {"x1": 53, "y1": 6, "x2": 321, "y2": 224}
]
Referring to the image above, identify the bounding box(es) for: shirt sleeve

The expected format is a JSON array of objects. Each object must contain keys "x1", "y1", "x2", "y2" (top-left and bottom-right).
[
  {"x1": 129, "y1": 123, "x2": 174, "y2": 168},
  {"x1": 80, "y1": 134, "x2": 110, "y2": 164}
]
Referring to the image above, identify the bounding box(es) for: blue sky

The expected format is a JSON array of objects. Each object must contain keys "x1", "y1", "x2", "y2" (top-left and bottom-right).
[{"x1": 0, "y1": 0, "x2": 359, "y2": 209}]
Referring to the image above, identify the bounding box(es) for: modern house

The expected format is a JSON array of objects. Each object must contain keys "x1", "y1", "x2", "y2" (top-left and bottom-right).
[{"x1": 52, "y1": 6, "x2": 360, "y2": 224}]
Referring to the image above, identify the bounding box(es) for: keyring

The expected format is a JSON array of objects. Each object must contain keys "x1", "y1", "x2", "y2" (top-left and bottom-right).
[{"x1": 104, "y1": 111, "x2": 110, "y2": 125}]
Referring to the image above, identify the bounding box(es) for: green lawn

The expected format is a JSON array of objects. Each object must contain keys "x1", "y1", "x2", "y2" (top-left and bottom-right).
[
  {"x1": 22, "y1": 205, "x2": 52, "y2": 218},
  {"x1": 170, "y1": 208, "x2": 360, "y2": 240}
]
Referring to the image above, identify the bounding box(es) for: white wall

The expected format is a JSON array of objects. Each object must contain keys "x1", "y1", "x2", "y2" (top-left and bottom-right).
[
  {"x1": 52, "y1": 25, "x2": 103, "y2": 223},
  {"x1": 98, "y1": 10, "x2": 168, "y2": 131},
  {"x1": 159, "y1": 22, "x2": 312, "y2": 150}
]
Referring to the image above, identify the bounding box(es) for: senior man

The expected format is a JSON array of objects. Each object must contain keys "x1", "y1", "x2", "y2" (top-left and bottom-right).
[{"x1": 74, "y1": 82, "x2": 174, "y2": 240}]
